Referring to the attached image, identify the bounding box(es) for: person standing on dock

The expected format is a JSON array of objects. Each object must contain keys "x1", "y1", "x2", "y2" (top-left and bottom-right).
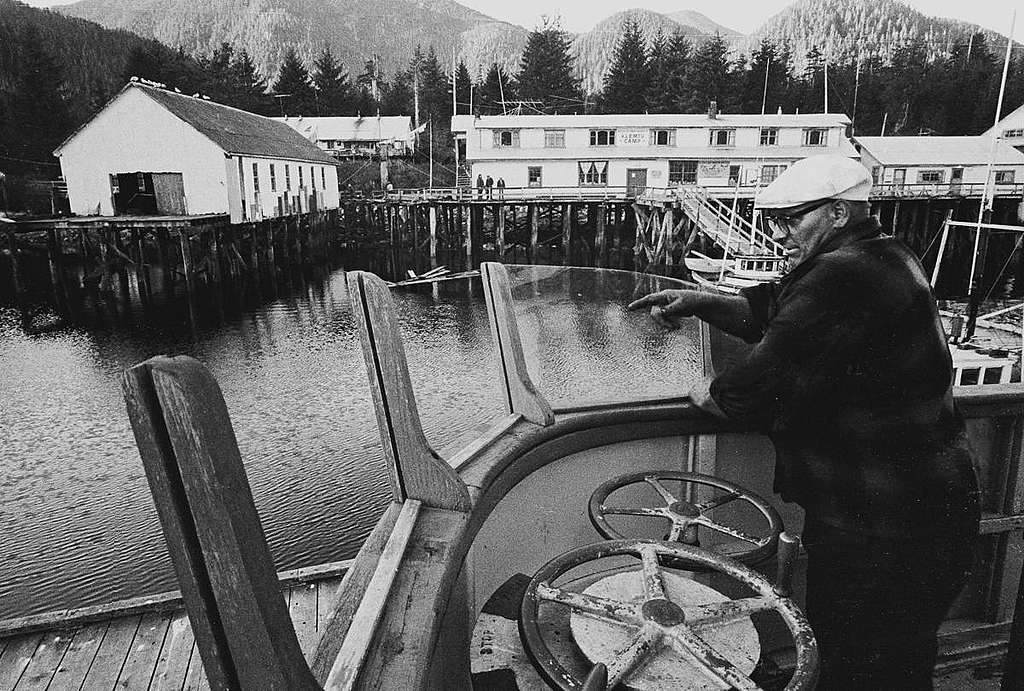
[
  {"x1": 629, "y1": 154, "x2": 980, "y2": 690},
  {"x1": 496, "y1": 177, "x2": 505, "y2": 199},
  {"x1": 476, "y1": 174, "x2": 484, "y2": 199},
  {"x1": 485, "y1": 174, "x2": 494, "y2": 199}
]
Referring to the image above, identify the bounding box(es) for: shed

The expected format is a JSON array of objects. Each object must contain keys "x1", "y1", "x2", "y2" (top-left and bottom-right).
[{"x1": 55, "y1": 82, "x2": 341, "y2": 222}]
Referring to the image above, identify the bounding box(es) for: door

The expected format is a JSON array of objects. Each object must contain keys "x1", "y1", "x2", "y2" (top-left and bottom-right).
[
  {"x1": 152, "y1": 173, "x2": 186, "y2": 215},
  {"x1": 951, "y1": 167, "x2": 963, "y2": 194},
  {"x1": 892, "y1": 168, "x2": 906, "y2": 194},
  {"x1": 626, "y1": 168, "x2": 647, "y2": 197}
]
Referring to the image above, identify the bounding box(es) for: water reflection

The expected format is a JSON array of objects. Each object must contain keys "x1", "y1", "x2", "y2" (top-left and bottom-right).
[{"x1": 0, "y1": 265, "x2": 502, "y2": 619}]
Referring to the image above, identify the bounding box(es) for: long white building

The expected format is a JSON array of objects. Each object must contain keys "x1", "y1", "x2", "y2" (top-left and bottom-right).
[
  {"x1": 274, "y1": 115, "x2": 416, "y2": 158},
  {"x1": 451, "y1": 107, "x2": 856, "y2": 196},
  {"x1": 55, "y1": 82, "x2": 341, "y2": 223}
]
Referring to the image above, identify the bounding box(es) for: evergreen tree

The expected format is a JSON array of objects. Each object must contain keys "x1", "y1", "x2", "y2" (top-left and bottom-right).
[
  {"x1": 311, "y1": 47, "x2": 351, "y2": 116},
  {"x1": 202, "y1": 42, "x2": 234, "y2": 104},
  {"x1": 7, "y1": 27, "x2": 70, "y2": 167},
  {"x1": 354, "y1": 58, "x2": 382, "y2": 115},
  {"x1": 271, "y1": 47, "x2": 315, "y2": 116},
  {"x1": 454, "y1": 60, "x2": 472, "y2": 115},
  {"x1": 643, "y1": 30, "x2": 671, "y2": 113},
  {"x1": 478, "y1": 64, "x2": 512, "y2": 114},
  {"x1": 231, "y1": 49, "x2": 271, "y2": 115},
  {"x1": 517, "y1": 17, "x2": 582, "y2": 114},
  {"x1": 600, "y1": 19, "x2": 648, "y2": 114},
  {"x1": 416, "y1": 47, "x2": 451, "y2": 125},
  {"x1": 680, "y1": 34, "x2": 735, "y2": 113},
  {"x1": 662, "y1": 32, "x2": 693, "y2": 113},
  {"x1": 381, "y1": 67, "x2": 412, "y2": 117}
]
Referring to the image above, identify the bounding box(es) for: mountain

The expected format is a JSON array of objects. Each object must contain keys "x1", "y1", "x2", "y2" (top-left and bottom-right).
[
  {"x1": 748, "y1": 0, "x2": 1012, "y2": 69},
  {"x1": 666, "y1": 9, "x2": 741, "y2": 39},
  {"x1": 59, "y1": 0, "x2": 528, "y2": 88}
]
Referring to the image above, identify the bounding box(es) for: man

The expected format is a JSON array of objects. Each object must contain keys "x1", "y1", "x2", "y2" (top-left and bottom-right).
[
  {"x1": 629, "y1": 154, "x2": 979, "y2": 689},
  {"x1": 485, "y1": 174, "x2": 494, "y2": 199}
]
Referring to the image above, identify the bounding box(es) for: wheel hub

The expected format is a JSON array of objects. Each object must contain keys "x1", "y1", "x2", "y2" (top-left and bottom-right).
[
  {"x1": 668, "y1": 500, "x2": 700, "y2": 518},
  {"x1": 641, "y1": 598, "x2": 686, "y2": 627}
]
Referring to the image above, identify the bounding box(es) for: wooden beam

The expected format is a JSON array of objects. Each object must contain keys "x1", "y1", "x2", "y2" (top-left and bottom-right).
[
  {"x1": 480, "y1": 262, "x2": 555, "y2": 426},
  {"x1": 121, "y1": 356, "x2": 318, "y2": 691},
  {"x1": 561, "y1": 203, "x2": 572, "y2": 264},
  {"x1": 529, "y1": 204, "x2": 539, "y2": 263},
  {"x1": 345, "y1": 271, "x2": 472, "y2": 511}
]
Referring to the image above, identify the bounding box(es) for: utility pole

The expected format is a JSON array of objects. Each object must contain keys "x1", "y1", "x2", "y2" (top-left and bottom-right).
[
  {"x1": 761, "y1": 56, "x2": 770, "y2": 116},
  {"x1": 852, "y1": 56, "x2": 861, "y2": 135}
]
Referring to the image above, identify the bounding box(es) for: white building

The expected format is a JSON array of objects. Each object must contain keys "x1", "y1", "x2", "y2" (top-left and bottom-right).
[
  {"x1": 450, "y1": 108, "x2": 856, "y2": 196},
  {"x1": 55, "y1": 82, "x2": 341, "y2": 223},
  {"x1": 985, "y1": 102, "x2": 1024, "y2": 154},
  {"x1": 854, "y1": 136, "x2": 1024, "y2": 197},
  {"x1": 274, "y1": 115, "x2": 416, "y2": 158}
]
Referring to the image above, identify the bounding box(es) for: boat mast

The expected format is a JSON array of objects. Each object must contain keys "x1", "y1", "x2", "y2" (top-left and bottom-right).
[{"x1": 965, "y1": 10, "x2": 1017, "y2": 341}]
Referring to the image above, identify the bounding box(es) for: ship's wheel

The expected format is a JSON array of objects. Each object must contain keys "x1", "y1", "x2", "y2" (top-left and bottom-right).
[
  {"x1": 518, "y1": 539, "x2": 817, "y2": 690},
  {"x1": 589, "y1": 471, "x2": 782, "y2": 570}
]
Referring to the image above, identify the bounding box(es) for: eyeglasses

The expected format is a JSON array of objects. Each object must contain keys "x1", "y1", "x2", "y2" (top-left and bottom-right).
[{"x1": 763, "y1": 198, "x2": 834, "y2": 232}]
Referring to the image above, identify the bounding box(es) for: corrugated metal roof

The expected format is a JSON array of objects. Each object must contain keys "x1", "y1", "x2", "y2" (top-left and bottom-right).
[
  {"x1": 274, "y1": 116, "x2": 414, "y2": 142},
  {"x1": 451, "y1": 112, "x2": 851, "y2": 131},
  {"x1": 132, "y1": 84, "x2": 336, "y2": 164},
  {"x1": 854, "y1": 136, "x2": 1024, "y2": 166}
]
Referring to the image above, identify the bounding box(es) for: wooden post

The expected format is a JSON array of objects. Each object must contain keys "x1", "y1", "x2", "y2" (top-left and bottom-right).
[
  {"x1": 250, "y1": 222, "x2": 260, "y2": 275},
  {"x1": 132, "y1": 228, "x2": 150, "y2": 299},
  {"x1": 266, "y1": 221, "x2": 276, "y2": 271},
  {"x1": 208, "y1": 226, "x2": 223, "y2": 287},
  {"x1": 98, "y1": 227, "x2": 113, "y2": 293},
  {"x1": 178, "y1": 231, "x2": 195, "y2": 297},
  {"x1": 594, "y1": 204, "x2": 607, "y2": 268},
  {"x1": 156, "y1": 229, "x2": 171, "y2": 293},
  {"x1": 561, "y1": 203, "x2": 572, "y2": 265},
  {"x1": 5, "y1": 231, "x2": 22, "y2": 300},
  {"x1": 429, "y1": 206, "x2": 438, "y2": 268},
  {"x1": 529, "y1": 204, "x2": 539, "y2": 263},
  {"x1": 122, "y1": 356, "x2": 320, "y2": 691},
  {"x1": 464, "y1": 204, "x2": 473, "y2": 271},
  {"x1": 46, "y1": 227, "x2": 69, "y2": 310},
  {"x1": 496, "y1": 204, "x2": 506, "y2": 261}
]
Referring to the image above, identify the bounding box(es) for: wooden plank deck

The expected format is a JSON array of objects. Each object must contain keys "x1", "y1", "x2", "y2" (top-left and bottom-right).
[{"x1": 0, "y1": 572, "x2": 346, "y2": 690}]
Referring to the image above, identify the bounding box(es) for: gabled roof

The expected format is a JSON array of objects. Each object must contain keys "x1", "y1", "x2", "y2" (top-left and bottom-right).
[
  {"x1": 986, "y1": 101, "x2": 1024, "y2": 136},
  {"x1": 274, "y1": 116, "x2": 414, "y2": 142},
  {"x1": 854, "y1": 136, "x2": 1024, "y2": 166},
  {"x1": 56, "y1": 83, "x2": 336, "y2": 165}
]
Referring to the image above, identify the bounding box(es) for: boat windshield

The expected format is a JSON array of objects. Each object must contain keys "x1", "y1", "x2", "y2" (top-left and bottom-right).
[{"x1": 504, "y1": 265, "x2": 706, "y2": 408}]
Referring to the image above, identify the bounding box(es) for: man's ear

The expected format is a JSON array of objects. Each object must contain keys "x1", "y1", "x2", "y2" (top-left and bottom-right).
[{"x1": 832, "y1": 200, "x2": 853, "y2": 229}]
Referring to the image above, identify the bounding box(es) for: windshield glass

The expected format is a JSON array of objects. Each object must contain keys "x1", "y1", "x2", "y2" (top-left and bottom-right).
[{"x1": 504, "y1": 265, "x2": 706, "y2": 408}]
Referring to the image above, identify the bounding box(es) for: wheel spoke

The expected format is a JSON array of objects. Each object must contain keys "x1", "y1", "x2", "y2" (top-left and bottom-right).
[
  {"x1": 644, "y1": 477, "x2": 678, "y2": 505},
  {"x1": 535, "y1": 583, "x2": 642, "y2": 627},
  {"x1": 667, "y1": 521, "x2": 685, "y2": 542},
  {"x1": 639, "y1": 544, "x2": 667, "y2": 600},
  {"x1": 695, "y1": 491, "x2": 742, "y2": 511},
  {"x1": 692, "y1": 516, "x2": 767, "y2": 545},
  {"x1": 602, "y1": 505, "x2": 667, "y2": 518},
  {"x1": 683, "y1": 596, "x2": 777, "y2": 630},
  {"x1": 605, "y1": 626, "x2": 663, "y2": 688},
  {"x1": 666, "y1": 625, "x2": 760, "y2": 689}
]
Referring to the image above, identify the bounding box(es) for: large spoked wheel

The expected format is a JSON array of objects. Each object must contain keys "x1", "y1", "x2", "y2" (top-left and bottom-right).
[
  {"x1": 589, "y1": 471, "x2": 782, "y2": 569},
  {"x1": 520, "y1": 540, "x2": 817, "y2": 690}
]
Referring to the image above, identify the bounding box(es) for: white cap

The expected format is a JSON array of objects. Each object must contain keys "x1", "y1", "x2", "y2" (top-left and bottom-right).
[{"x1": 755, "y1": 154, "x2": 872, "y2": 209}]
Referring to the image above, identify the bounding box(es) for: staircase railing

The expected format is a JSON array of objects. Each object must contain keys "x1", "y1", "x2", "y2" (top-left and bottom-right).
[{"x1": 676, "y1": 185, "x2": 784, "y2": 258}]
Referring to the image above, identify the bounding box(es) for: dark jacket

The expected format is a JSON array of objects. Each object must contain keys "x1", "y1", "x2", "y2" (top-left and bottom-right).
[{"x1": 710, "y1": 217, "x2": 979, "y2": 537}]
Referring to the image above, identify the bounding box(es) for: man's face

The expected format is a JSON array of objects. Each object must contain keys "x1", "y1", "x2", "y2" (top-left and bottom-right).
[{"x1": 765, "y1": 199, "x2": 838, "y2": 271}]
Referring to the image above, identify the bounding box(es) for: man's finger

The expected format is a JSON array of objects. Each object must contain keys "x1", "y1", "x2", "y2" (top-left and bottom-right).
[
  {"x1": 627, "y1": 292, "x2": 664, "y2": 311},
  {"x1": 651, "y1": 306, "x2": 679, "y2": 330}
]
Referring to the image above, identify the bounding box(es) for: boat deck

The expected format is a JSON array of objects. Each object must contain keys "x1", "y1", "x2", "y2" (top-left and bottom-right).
[{"x1": 0, "y1": 571, "x2": 344, "y2": 690}]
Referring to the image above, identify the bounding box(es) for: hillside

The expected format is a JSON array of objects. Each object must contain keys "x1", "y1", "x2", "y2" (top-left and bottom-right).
[{"x1": 748, "y1": 0, "x2": 1010, "y2": 70}]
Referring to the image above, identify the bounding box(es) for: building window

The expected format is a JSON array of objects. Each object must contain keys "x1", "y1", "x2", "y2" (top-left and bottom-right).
[
  {"x1": 709, "y1": 129, "x2": 735, "y2": 147},
  {"x1": 578, "y1": 161, "x2": 608, "y2": 186},
  {"x1": 321, "y1": 167, "x2": 326, "y2": 189},
  {"x1": 803, "y1": 128, "x2": 828, "y2": 146},
  {"x1": 759, "y1": 128, "x2": 778, "y2": 146},
  {"x1": 994, "y1": 170, "x2": 1016, "y2": 184},
  {"x1": 110, "y1": 174, "x2": 119, "y2": 194},
  {"x1": 253, "y1": 163, "x2": 260, "y2": 193},
  {"x1": 285, "y1": 165, "x2": 291, "y2": 190},
  {"x1": 298, "y1": 166, "x2": 304, "y2": 188},
  {"x1": 1004, "y1": 129, "x2": 1024, "y2": 138},
  {"x1": 918, "y1": 169, "x2": 945, "y2": 183},
  {"x1": 589, "y1": 129, "x2": 615, "y2": 146},
  {"x1": 729, "y1": 165, "x2": 741, "y2": 185},
  {"x1": 761, "y1": 164, "x2": 786, "y2": 184},
  {"x1": 326, "y1": 140, "x2": 335, "y2": 149},
  {"x1": 270, "y1": 164, "x2": 277, "y2": 192},
  {"x1": 651, "y1": 129, "x2": 675, "y2": 146},
  {"x1": 528, "y1": 166, "x2": 543, "y2": 187},
  {"x1": 669, "y1": 160, "x2": 698, "y2": 184},
  {"x1": 493, "y1": 129, "x2": 520, "y2": 147},
  {"x1": 544, "y1": 130, "x2": 565, "y2": 148}
]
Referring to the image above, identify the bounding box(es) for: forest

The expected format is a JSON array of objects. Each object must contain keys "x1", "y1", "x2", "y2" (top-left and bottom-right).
[{"x1": 1, "y1": 5, "x2": 1023, "y2": 212}]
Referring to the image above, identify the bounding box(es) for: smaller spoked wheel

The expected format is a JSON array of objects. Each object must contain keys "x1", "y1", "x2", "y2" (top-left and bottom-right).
[
  {"x1": 519, "y1": 540, "x2": 817, "y2": 691},
  {"x1": 589, "y1": 471, "x2": 782, "y2": 570}
]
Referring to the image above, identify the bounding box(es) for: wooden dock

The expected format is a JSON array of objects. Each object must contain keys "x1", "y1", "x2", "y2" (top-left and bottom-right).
[{"x1": 0, "y1": 561, "x2": 348, "y2": 690}]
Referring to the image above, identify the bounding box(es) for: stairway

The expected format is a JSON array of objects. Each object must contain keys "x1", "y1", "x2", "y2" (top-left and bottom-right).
[{"x1": 676, "y1": 185, "x2": 784, "y2": 258}]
